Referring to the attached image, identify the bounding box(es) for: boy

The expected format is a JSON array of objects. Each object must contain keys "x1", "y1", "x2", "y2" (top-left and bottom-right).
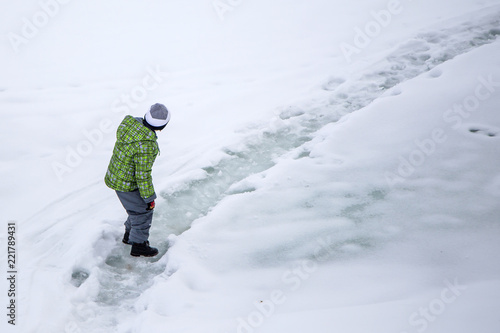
[{"x1": 105, "y1": 103, "x2": 170, "y2": 257}]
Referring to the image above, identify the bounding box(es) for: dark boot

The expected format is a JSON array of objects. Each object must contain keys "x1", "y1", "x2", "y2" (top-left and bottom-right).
[
  {"x1": 122, "y1": 230, "x2": 131, "y2": 245},
  {"x1": 131, "y1": 241, "x2": 159, "y2": 257}
]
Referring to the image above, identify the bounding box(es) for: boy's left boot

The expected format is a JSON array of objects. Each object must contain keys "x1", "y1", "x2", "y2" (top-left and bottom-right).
[{"x1": 122, "y1": 230, "x2": 131, "y2": 245}]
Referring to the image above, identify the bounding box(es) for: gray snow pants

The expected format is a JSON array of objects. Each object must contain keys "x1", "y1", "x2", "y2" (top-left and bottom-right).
[{"x1": 115, "y1": 190, "x2": 153, "y2": 244}]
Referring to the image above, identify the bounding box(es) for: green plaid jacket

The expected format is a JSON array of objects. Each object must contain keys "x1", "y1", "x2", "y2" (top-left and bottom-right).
[{"x1": 105, "y1": 116, "x2": 159, "y2": 202}]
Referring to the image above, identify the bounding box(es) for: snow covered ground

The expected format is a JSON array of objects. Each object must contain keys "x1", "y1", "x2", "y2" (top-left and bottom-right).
[{"x1": 1, "y1": 0, "x2": 500, "y2": 332}]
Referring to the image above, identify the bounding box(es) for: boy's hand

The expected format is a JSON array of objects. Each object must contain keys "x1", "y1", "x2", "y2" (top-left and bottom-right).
[{"x1": 147, "y1": 200, "x2": 155, "y2": 210}]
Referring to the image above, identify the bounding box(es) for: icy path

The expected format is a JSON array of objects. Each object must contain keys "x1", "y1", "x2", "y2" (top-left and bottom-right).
[{"x1": 65, "y1": 8, "x2": 500, "y2": 332}]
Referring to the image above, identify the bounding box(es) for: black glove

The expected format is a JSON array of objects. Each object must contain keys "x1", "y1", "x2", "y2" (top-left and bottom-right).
[{"x1": 147, "y1": 200, "x2": 155, "y2": 210}]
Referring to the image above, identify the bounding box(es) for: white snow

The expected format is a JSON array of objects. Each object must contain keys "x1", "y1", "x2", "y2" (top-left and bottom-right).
[{"x1": 1, "y1": 0, "x2": 500, "y2": 332}]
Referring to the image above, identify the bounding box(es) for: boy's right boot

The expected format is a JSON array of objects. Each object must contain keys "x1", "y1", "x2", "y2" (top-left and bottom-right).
[{"x1": 131, "y1": 241, "x2": 159, "y2": 257}]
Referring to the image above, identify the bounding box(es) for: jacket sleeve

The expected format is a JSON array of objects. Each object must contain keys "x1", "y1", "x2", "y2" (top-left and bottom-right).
[{"x1": 133, "y1": 141, "x2": 158, "y2": 202}]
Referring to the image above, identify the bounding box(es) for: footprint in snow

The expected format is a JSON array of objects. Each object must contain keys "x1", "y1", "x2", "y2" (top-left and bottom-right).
[
  {"x1": 469, "y1": 127, "x2": 498, "y2": 137},
  {"x1": 428, "y1": 68, "x2": 443, "y2": 78},
  {"x1": 70, "y1": 269, "x2": 90, "y2": 288},
  {"x1": 322, "y1": 77, "x2": 345, "y2": 92}
]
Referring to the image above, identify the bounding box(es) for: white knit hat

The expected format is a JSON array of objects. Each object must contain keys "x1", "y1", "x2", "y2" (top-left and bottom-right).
[{"x1": 145, "y1": 103, "x2": 171, "y2": 128}]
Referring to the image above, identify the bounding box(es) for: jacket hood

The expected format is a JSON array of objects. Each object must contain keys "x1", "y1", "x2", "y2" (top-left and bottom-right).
[{"x1": 116, "y1": 116, "x2": 157, "y2": 144}]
